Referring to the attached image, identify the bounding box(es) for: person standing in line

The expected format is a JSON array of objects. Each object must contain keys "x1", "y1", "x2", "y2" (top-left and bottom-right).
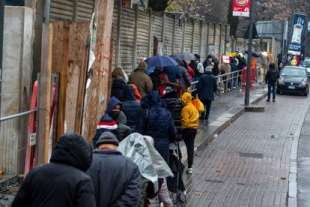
[
  {"x1": 265, "y1": 63, "x2": 279, "y2": 102},
  {"x1": 87, "y1": 132, "x2": 141, "y2": 207},
  {"x1": 198, "y1": 65, "x2": 218, "y2": 122},
  {"x1": 180, "y1": 92, "x2": 200, "y2": 174},
  {"x1": 129, "y1": 60, "x2": 153, "y2": 97},
  {"x1": 12, "y1": 134, "x2": 95, "y2": 207}
]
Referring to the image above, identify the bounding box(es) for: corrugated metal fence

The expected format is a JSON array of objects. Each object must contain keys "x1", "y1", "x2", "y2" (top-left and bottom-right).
[{"x1": 49, "y1": 1, "x2": 232, "y2": 74}]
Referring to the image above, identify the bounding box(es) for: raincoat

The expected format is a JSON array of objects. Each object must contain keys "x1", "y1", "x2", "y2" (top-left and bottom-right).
[
  {"x1": 181, "y1": 92, "x2": 200, "y2": 129},
  {"x1": 118, "y1": 133, "x2": 173, "y2": 190}
]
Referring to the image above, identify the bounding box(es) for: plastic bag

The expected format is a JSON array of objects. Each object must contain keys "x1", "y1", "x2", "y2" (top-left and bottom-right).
[{"x1": 192, "y1": 97, "x2": 205, "y2": 113}]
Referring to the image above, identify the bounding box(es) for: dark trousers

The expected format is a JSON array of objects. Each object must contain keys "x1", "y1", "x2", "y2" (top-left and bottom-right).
[
  {"x1": 267, "y1": 83, "x2": 276, "y2": 101},
  {"x1": 183, "y1": 128, "x2": 197, "y2": 168},
  {"x1": 201, "y1": 99, "x2": 212, "y2": 120}
]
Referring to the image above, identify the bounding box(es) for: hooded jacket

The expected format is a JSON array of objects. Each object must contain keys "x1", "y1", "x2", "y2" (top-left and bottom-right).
[
  {"x1": 87, "y1": 150, "x2": 141, "y2": 207},
  {"x1": 129, "y1": 64, "x2": 153, "y2": 97},
  {"x1": 181, "y1": 92, "x2": 200, "y2": 129},
  {"x1": 122, "y1": 87, "x2": 143, "y2": 131},
  {"x1": 198, "y1": 71, "x2": 218, "y2": 101},
  {"x1": 12, "y1": 134, "x2": 95, "y2": 207},
  {"x1": 138, "y1": 91, "x2": 176, "y2": 162}
]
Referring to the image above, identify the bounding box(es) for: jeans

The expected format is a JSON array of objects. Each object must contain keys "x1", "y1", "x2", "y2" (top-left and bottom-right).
[
  {"x1": 183, "y1": 128, "x2": 197, "y2": 168},
  {"x1": 268, "y1": 83, "x2": 276, "y2": 100}
]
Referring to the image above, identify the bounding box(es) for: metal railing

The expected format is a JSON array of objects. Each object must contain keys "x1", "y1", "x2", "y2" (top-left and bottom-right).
[
  {"x1": 0, "y1": 110, "x2": 37, "y2": 176},
  {"x1": 191, "y1": 69, "x2": 244, "y2": 94}
]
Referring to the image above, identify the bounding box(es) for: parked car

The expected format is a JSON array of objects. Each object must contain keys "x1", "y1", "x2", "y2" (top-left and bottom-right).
[
  {"x1": 302, "y1": 58, "x2": 310, "y2": 78},
  {"x1": 277, "y1": 66, "x2": 309, "y2": 96}
]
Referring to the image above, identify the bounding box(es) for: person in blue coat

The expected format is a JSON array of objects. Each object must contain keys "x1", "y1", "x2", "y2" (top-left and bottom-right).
[{"x1": 138, "y1": 91, "x2": 176, "y2": 163}]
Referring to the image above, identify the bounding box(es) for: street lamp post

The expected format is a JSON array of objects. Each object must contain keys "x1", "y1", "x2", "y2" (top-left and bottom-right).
[{"x1": 245, "y1": 0, "x2": 255, "y2": 106}]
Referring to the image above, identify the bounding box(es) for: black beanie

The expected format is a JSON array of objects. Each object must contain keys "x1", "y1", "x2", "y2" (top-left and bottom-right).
[{"x1": 95, "y1": 132, "x2": 119, "y2": 147}]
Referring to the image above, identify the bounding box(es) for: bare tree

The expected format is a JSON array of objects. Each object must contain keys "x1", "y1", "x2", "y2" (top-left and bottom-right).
[{"x1": 167, "y1": 0, "x2": 229, "y2": 22}]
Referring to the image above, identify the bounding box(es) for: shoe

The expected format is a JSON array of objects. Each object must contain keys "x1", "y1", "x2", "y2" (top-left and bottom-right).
[
  {"x1": 273, "y1": 99, "x2": 276, "y2": 102},
  {"x1": 266, "y1": 99, "x2": 270, "y2": 102},
  {"x1": 187, "y1": 168, "x2": 193, "y2": 174}
]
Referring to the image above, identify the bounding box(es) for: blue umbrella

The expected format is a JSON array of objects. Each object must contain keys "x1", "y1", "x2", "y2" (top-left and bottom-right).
[{"x1": 145, "y1": 56, "x2": 178, "y2": 74}]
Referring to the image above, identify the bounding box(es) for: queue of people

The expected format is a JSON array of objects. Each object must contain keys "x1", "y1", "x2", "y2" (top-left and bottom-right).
[{"x1": 12, "y1": 53, "x2": 246, "y2": 207}]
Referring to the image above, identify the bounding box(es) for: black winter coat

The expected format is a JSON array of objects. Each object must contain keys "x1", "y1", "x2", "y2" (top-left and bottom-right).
[
  {"x1": 198, "y1": 71, "x2": 218, "y2": 101},
  {"x1": 138, "y1": 91, "x2": 176, "y2": 162},
  {"x1": 12, "y1": 134, "x2": 95, "y2": 207},
  {"x1": 87, "y1": 150, "x2": 141, "y2": 207},
  {"x1": 265, "y1": 69, "x2": 279, "y2": 84}
]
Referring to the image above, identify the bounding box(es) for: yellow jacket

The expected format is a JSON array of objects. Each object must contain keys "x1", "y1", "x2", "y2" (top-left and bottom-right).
[{"x1": 181, "y1": 92, "x2": 200, "y2": 129}]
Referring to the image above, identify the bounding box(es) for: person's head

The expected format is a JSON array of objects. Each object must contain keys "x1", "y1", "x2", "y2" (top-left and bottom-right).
[
  {"x1": 50, "y1": 133, "x2": 92, "y2": 172},
  {"x1": 181, "y1": 92, "x2": 193, "y2": 105},
  {"x1": 107, "y1": 97, "x2": 123, "y2": 119},
  {"x1": 112, "y1": 67, "x2": 126, "y2": 80},
  {"x1": 95, "y1": 132, "x2": 119, "y2": 150},
  {"x1": 137, "y1": 61, "x2": 147, "y2": 71}
]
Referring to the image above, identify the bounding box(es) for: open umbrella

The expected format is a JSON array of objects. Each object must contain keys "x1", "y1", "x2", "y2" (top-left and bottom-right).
[
  {"x1": 175, "y1": 52, "x2": 196, "y2": 62},
  {"x1": 145, "y1": 55, "x2": 178, "y2": 74}
]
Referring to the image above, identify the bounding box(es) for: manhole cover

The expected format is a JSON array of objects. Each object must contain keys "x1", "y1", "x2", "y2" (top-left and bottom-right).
[{"x1": 239, "y1": 152, "x2": 263, "y2": 159}]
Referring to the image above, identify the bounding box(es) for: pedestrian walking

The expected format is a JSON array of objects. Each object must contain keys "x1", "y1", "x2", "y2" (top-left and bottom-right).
[
  {"x1": 265, "y1": 63, "x2": 279, "y2": 102},
  {"x1": 198, "y1": 66, "x2": 217, "y2": 122},
  {"x1": 138, "y1": 91, "x2": 176, "y2": 163},
  {"x1": 181, "y1": 92, "x2": 200, "y2": 174},
  {"x1": 111, "y1": 67, "x2": 129, "y2": 101},
  {"x1": 12, "y1": 134, "x2": 95, "y2": 207},
  {"x1": 87, "y1": 132, "x2": 141, "y2": 207},
  {"x1": 129, "y1": 61, "x2": 153, "y2": 97}
]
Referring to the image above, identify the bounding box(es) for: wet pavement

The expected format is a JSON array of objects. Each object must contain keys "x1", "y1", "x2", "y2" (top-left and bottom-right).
[
  {"x1": 185, "y1": 94, "x2": 310, "y2": 207},
  {"x1": 297, "y1": 104, "x2": 310, "y2": 207}
]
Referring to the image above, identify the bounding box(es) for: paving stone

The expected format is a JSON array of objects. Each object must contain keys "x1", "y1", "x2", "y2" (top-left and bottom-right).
[{"x1": 185, "y1": 95, "x2": 310, "y2": 207}]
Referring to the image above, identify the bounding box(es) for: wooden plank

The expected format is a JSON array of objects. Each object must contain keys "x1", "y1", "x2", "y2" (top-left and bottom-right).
[
  {"x1": 37, "y1": 23, "x2": 53, "y2": 164},
  {"x1": 72, "y1": 23, "x2": 90, "y2": 134},
  {"x1": 82, "y1": 0, "x2": 114, "y2": 142},
  {"x1": 51, "y1": 22, "x2": 70, "y2": 140}
]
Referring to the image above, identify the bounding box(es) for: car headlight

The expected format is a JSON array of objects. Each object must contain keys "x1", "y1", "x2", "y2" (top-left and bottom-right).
[
  {"x1": 300, "y1": 79, "x2": 307, "y2": 86},
  {"x1": 278, "y1": 77, "x2": 285, "y2": 85}
]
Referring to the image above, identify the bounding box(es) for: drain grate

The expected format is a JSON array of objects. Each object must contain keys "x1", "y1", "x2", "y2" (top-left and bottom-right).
[
  {"x1": 239, "y1": 152, "x2": 263, "y2": 159},
  {"x1": 205, "y1": 179, "x2": 224, "y2": 184}
]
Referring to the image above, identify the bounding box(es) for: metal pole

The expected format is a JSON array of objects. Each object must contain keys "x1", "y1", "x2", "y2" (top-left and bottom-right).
[
  {"x1": 245, "y1": 0, "x2": 255, "y2": 106},
  {"x1": 0, "y1": 0, "x2": 4, "y2": 115}
]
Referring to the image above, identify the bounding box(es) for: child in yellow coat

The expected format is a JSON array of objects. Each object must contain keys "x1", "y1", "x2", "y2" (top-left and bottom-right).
[{"x1": 181, "y1": 92, "x2": 200, "y2": 174}]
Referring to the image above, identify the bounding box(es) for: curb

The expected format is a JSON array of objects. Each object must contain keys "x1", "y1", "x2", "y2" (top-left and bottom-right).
[
  {"x1": 181, "y1": 91, "x2": 267, "y2": 162},
  {"x1": 287, "y1": 105, "x2": 310, "y2": 207}
]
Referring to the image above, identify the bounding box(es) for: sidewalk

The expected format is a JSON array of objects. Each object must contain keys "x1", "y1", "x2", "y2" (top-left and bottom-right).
[
  {"x1": 184, "y1": 95, "x2": 310, "y2": 207},
  {"x1": 180, "y1": 85, "x2": 267, "y2": 161}
]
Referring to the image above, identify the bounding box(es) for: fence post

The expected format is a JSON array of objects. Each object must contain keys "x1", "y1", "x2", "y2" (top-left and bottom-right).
[
  {"x1": 182, "y1": 21, "x2": 185, "y2": 52},
  {"x1": 115, "y1": 0, "x2": 122, "y2": 67},
  {"x1": 132, "y1": 5, "x2": 138, "y2": 69},
  {"x1": 172, "y1": 15, "x2": 176, "y2": 54},
  {"x1": 147, "y1": 9, "x2": 152, "y2": 57},
  {"x1": 191, "y1": 20, "x2": 195, "y2": 53},
  {"x1": 206, "y1": 23, "x2": 209, "y2": 56},
  {"x1": 219, "y1": 24, "x2": 222, "y2": 57}
]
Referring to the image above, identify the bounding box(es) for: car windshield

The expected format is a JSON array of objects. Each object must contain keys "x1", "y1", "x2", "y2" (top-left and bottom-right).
[{"x1": 281, "y1": 67, "x2": 306, "y2": 77}]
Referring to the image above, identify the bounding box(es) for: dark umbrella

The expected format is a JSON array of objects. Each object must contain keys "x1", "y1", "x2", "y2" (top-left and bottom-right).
[{"x1": 145, "y1": 55, "x2": 178, "y2": 74}]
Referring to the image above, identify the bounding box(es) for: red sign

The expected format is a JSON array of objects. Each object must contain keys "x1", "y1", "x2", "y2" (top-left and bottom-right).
[{"x1": 232, "y1": 0, "x2": 250, "y2": 17}]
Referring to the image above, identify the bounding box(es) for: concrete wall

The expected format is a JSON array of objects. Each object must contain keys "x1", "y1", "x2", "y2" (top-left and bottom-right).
[{"x1": 0, "y1": 6, "x2": 34, "y2": 175}]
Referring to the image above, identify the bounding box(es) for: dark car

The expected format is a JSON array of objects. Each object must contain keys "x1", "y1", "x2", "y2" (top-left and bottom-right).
[
  {"x1": 277, "y1": 66, "x2": 309, "y2": 96},
  {"x1": 302, "y1": 58, "x2": 310, "y2": 78}
]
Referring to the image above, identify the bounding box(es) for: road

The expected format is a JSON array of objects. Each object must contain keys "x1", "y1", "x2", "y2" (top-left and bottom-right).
[{"x1": 186, "y1": 94, "x2": 310, "y2": 207}]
